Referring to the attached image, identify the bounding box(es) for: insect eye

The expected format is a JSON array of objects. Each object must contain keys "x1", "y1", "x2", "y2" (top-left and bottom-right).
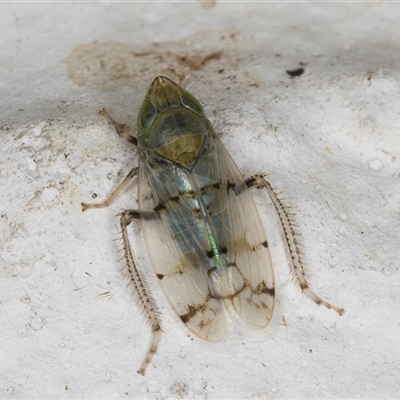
[
  {"x1": 181, "y1": 91, "x2": 204, "y2": 116},
  {"x1": 138, "y1": 99, "x2": 157, "y2": 131}
]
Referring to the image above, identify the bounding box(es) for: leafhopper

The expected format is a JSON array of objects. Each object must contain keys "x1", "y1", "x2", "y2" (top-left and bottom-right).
[{"x1": 82, "y1": 76, "x2": 343, "y2": 375}]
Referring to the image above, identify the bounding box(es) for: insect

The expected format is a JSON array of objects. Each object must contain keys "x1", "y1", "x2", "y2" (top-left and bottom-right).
[{"x1": 82, "y1": 76, "x2": 344, "y2": 375}]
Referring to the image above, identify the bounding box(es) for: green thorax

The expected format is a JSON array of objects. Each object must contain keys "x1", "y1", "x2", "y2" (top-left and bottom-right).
[{"x1": 137, "y1": 76, "x2": 211, "y2": 170}]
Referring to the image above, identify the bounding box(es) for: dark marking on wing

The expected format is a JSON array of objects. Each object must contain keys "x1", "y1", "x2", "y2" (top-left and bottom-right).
[
  {"x1": 199, "y1": 181, "x2": 221, "y2": 195},
  {"x1": 193, "y1": 207, "x2": 202, "y2": 218},
  {"x1": 153, "y1": 203, "x2": 166, "y2": 212},
  {"x1": 179, "y1": 189, "x2": 195, "y2": 196},
  {"x1": 255, "y1": 281, "x2": 275, "y2": 297},
  {"x1": 156, "y1": 273, "x2": 165, "y2": 280},
  {"x1": 207, "y1": 266, "x2": 217, "y2": 275},
  {"x1": 206, "y1": 249, "x2": 215, "y2": 259},
  {"x1": 179, "y1": 299, "x2": 210, "y2": 323},
  {"x1": 226, "y1": 180, "x2": 236, "y2": 191},
  {"x1": 227, "y1": 261, "x2": 237, "y2": 267},
  {"x1": 198, "y1": 180, "x2": 246, "y2": 197},
  {"x1": 261, "y1": 240, "x2": 268, "y2": 248}
]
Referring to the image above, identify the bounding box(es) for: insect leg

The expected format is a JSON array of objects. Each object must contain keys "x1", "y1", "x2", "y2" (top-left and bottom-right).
[
  {"x1": 81, "y1": 167, "x2": 138, "y2": 211},
  {"x1": 119, "y1": 209, "x2": 162, "y2": 375},
  {"x1": 82, "y1": 108, "x2": 139, "y2": 211},
  {"x1": 99, "y1": 108, "x2": 138, "y2": 146},
  {"x1": 245, "y1": 174, "x2": 344, "y2": 316}
]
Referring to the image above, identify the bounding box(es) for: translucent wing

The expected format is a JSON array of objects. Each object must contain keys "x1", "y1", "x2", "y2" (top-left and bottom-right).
[
  {"x1": 138, "y1": 130, "x2": 275, "y2": 341},
  {"x1": 196, "y1": 134, "x2": 275, "y2": 329}
]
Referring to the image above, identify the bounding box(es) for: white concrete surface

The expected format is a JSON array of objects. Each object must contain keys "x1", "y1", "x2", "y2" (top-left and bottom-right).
[{"x1": 1, "y1": 2, "x2": 399, "y2": 399}]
